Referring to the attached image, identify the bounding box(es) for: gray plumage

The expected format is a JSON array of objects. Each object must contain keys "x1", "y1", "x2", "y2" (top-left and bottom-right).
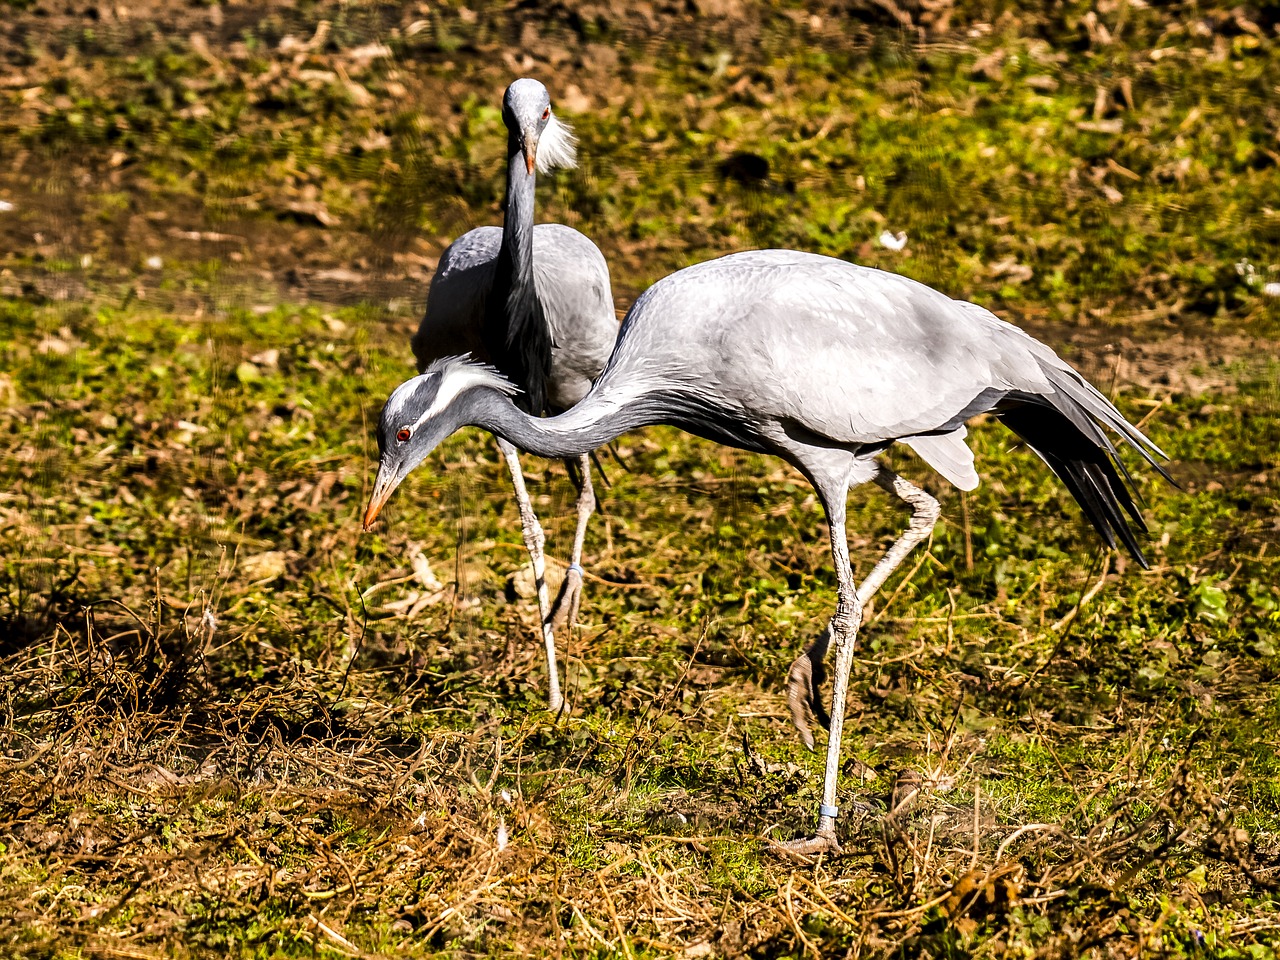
[
  {"x1": 413, "y1": 224, "x2": 615, "y2": 410},
  {"x1": 367, "y1": 248, "x2": 1168, "y2": 856},
  {"x1": 391, "y1": 78, "x2": 618, "y2": 713},
  {"x1": 597, "y1": 251, "x2": 1155, "y2": 464}
]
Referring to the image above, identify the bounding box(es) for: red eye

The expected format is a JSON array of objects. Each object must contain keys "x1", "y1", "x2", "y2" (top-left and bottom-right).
[
  {"x1": 396, "y1": 428, "x2": 411, "y2": 443},
  {"x1": 541, "y1": 108, "x2": 550, "y2": 120}
]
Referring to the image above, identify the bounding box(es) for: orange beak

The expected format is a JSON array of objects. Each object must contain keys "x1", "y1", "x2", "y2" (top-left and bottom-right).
[
  {"x1": 362, "y1": 465, "x2": 399, "y2": 531},
  {"x1": 524, "y1": 139, "x2": 537, "y2": 175}
]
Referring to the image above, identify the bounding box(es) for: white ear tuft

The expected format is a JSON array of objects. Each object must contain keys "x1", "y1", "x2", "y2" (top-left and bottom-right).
[
  {"x1": 536, "y1": 113, "x2": 578, "y2": 174},
  {"x1": 422, "y1": 355, "x2": 521, "y2": 392},
  {"x1": 413, "y1": 355, "x2": 520, "y2": 427}
]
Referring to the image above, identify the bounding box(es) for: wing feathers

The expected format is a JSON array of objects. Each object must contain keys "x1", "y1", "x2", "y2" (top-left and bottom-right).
[
  {"x1": 902, "y1": 428, "x2": 979, "y2": 491},
  {"x1": 996, "y1": 396, "x2": 1154, "y2": 567}
]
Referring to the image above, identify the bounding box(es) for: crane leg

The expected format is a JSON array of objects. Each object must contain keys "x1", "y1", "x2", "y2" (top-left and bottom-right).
[
  {"x1": 497, "y1": 437, "x2": 564, "y2": 713},
  {"x1": 773, "y1": 466, "x2": 939, "y2": 858},
  {"x1": 787, "y1": 467, "x2": 940, "y2": 749},
  {"x1": 772, "y1": 486, "x2": 861, "y2": 858},
  {"x1": 549, "y1": 453, "x2": 595, "y2": 633}
]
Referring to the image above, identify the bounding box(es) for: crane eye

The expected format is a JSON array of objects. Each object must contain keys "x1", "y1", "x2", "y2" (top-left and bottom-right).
[
  {"x1": 396, "y1": 427, "x2": 412, "y2": 443},
  {"x1": 541, "y1": 108, "x2": 550, "y2": 121}
]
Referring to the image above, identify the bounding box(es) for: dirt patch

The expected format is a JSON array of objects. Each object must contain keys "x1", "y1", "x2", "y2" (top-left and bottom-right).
[{"x1": 1055, "y1": 330, "x2": 1280, "y2": 397}]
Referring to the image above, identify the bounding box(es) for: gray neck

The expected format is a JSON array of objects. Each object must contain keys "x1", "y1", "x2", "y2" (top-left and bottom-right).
[
  {"x1": 467, "y1": 388, "x2": 649, "y2": 458},
  {"x1": 500, "y1": 135, "x2": 536, "y2": 289},
  {"x1": 464, "y1": 385, "x2": 775, "y2": 459},
  {"x1": 483, "y1": 133, "x2": 552, "y2": 416}
]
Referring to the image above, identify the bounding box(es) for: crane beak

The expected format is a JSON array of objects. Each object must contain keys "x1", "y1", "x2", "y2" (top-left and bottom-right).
[
  {"x1": 523, "y1": 138, "x2": 537, "y2": 175},
  {"x1": 362, "y1": 464, "x2": 400, "y2": 531}
]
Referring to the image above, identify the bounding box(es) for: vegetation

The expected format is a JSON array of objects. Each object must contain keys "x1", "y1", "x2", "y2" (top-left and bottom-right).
[{"x1": 0, "y1": 0, "x2": 1278, "y2": 957}]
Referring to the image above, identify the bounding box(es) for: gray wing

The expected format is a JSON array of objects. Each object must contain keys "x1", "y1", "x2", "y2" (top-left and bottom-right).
[
  {"x1": 602, "y1": 249, "x2": 1163, "y2": 483},
  {"x1": 606, "y1": 250, "x2": 1039, "y2": 437},
  {"x1": 410, "y1": 224, "x2": 617, "y2": 408},
  {"x1": 729, "y1": 255, "x2": 1055, "y2": 442},
  {"x1": 532, "y1": 223, "x2": 618, "y2": 410},
  {"x1": 411, "y1": 227, "x2": 501, "y2": 371}
]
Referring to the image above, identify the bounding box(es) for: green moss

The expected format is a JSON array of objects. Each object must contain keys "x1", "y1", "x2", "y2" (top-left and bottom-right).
[{"x1": 2, "y1": 3, "x2": 1280, "y2": 958}]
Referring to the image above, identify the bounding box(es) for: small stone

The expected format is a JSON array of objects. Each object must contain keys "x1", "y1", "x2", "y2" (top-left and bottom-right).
[
  {"x1": 509, "y1": 565, "x2": 538, "y2": 599},
  {"x1": 36, "y1": 337, "x2": 71, "y2": 355}
]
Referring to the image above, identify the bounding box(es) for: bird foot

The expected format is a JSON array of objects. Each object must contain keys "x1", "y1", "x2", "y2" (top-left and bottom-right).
[
  {"x1": 548, "y1": 564, "x2": 584, "y2": 634},
  {"x1": 545, "y1": 688, "x2": 565, "y2": 714},
  {"x1": 786, "y1": 650, "x2": 830, "y2": 751},
  {"x1": 769, "y1": 827, "x2": 842, "y2": 860}
]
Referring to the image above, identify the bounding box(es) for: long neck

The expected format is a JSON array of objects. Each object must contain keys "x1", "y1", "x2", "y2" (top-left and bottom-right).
[
  {"x1": 482, "y1": 132, "x2": 551, "y2": 415},
  {"x1": 465, "y1": 384, "x2": 776, "y2": 459},
  {"x1": 497, "y1": 132, "x2": 537, "y2": 293},
  {"x1": 467, "y1": 387, "x2": 653, "y2": 459}
]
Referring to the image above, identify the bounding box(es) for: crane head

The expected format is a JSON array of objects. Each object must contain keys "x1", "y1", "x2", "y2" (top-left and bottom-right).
[
  {"x1": 363, "y1": 357, "x2": 520, "y2": 530},
  {"x1": 502, "y1": 78, "x2": 577, "y2": 176}
]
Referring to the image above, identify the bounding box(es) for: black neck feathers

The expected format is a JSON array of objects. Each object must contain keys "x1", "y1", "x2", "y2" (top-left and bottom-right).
[{"x1": 481, "y1": 133, "x2": 554, "y2": 416}]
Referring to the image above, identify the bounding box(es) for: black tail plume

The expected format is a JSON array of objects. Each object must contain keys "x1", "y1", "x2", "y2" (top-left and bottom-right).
[
  {"x1": 589, "y1": 447, "x2": 615, "y2": 490},
  {"x1": 561, "y1": 449, "x2": 614, "y2": 500},
  {"x1": 996, "y1": 397, "x2": 1154, "y2": 568}
]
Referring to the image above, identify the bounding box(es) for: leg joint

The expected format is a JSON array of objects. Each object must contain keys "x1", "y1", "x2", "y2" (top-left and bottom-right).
[
  {"x1": 833, "y1": 593, "x2": 862, "y2": 634},
  {"x1": 878, "y1": 469, "x2": 942, "y2": 529},
  {"x1": 521, "y1": 512, "x2": 545, "y2": 550},
  {"x1": 914, "y1": 493, "x2": 941, "y2": 528}
]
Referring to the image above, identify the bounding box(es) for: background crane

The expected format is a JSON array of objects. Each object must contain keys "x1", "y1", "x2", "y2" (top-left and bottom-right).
[
  {"x1": 363, "y1": 248, "x2": 1168, "y2": 856},
  {"x1": 400, "y1": 78, "x2": 618, "y2": 712}
]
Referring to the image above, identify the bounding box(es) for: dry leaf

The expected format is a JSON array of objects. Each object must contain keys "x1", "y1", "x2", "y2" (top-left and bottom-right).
[{"x1": 241, "y1": 551, "x2": 287, "y2": 583}]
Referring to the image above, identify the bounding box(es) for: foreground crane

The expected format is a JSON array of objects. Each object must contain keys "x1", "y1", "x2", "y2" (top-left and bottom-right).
[
  {"x1": 364, "y1": 249, "x2": 1168, "y2": 856},
  {"x1": 398, "y1": 78, "x2": 617, "y2": 713}
]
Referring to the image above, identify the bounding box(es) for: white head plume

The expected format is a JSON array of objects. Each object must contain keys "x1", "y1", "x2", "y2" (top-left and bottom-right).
[
  {"x1": 384, "y1": 356, "x2": 520, "y2": 432},
  {"x1": 536, "y1": 113, "x2": 577, "y2": 173}
]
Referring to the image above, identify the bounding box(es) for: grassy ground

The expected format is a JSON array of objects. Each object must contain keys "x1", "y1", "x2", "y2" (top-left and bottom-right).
[{"x1": 2, "y1": 1, "x2": 1280, "y2": 957}]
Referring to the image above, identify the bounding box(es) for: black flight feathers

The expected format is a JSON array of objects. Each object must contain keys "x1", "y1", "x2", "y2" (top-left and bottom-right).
[{"x1": 995, "y1": 392, "x2": 1172, "y2": 569}]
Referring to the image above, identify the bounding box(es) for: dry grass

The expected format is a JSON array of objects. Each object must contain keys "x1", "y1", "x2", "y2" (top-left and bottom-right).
[{"x1": 3, "y1": 588, "x2": 1277, "y2": 957}]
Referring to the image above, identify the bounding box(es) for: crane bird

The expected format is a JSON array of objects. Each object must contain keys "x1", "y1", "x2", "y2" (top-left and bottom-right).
[
  {"x1": 363, "y1": 249, "x2": 1168, "y2": 856},
  {"x1": 392, "y1": 78, "x2": 617, "y2": 713}
]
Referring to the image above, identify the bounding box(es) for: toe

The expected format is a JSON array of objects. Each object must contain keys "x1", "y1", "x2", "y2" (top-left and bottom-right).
[
  {"x1": 769, "y1": 831, "x2": 841, "y2": 860},
  {"x1": 787, "y1": 656, "x2": 816, "y2": 750},
  {"x1": 549, "y1": 569, "x2": 583, "y2": 631}
]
